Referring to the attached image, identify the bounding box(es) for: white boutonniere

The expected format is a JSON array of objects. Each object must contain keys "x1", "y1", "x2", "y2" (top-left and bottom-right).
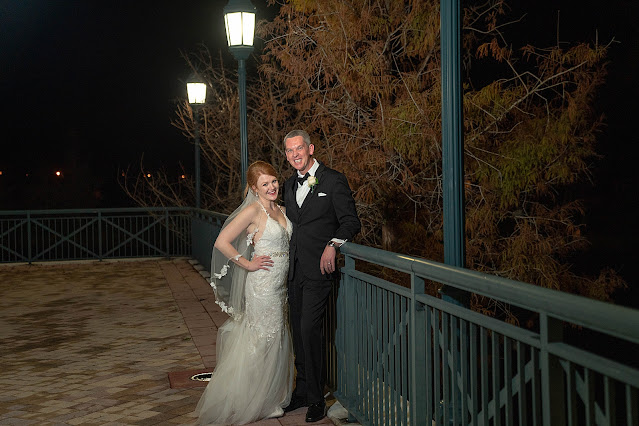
[{"x1": 307, "y1": 176, "x2": 318, "y2": 193}]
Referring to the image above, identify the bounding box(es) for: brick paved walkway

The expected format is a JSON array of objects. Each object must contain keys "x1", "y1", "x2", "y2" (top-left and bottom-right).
[{"x1": 0, "y1": 258, "x2": 337, "y2": 425}]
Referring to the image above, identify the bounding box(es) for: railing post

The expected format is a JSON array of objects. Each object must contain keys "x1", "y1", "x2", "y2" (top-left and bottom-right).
[
  {"x1": 338, "y1": 253, "x2": 358, "y2": 423},
  {"x1": 190, "y1": 210, "x2": 196, "y2": 260},
  {"x1": 98, "y1": 211, "x2": 103, "y2": 261},
  {"x1": 27, "y1": 211, "x2": 32, "y2": 264},
  {"x1": 540, "y1": 313, "x2": 566, "y2": 425},
  {"x1": 164, "y1": 209, "x2": 170, "y2": 258},
  {"x1": 411, "y1": 271, "x2": 427, "y2": 425}
]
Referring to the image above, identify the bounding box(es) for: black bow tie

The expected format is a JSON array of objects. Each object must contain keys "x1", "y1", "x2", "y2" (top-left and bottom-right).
[{"x1": 297, "y1": 173, "x2": 310, "y2": 186}]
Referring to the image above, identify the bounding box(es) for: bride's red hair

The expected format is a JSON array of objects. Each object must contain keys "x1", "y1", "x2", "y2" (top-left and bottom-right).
[{"x1": 245, "y1": 161, "x2": 278, "y2": 196}]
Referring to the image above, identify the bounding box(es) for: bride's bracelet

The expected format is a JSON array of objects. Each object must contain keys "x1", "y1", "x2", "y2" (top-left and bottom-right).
[{"x1": 232, "y1": 254, "x2": 242, "y2": 262}]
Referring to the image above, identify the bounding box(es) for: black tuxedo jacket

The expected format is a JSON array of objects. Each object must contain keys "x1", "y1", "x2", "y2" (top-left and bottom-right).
[{"x1": 284, "y1": 162, "x2": 361, "y2": 281}]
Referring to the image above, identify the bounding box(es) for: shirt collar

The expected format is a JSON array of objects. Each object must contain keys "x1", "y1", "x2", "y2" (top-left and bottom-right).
[{"x1": 297, "y1": 158, "x2": 319, "y2": 177}]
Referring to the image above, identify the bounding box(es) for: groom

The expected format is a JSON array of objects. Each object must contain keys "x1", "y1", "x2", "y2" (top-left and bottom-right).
[{"x1": 283, "y1": 130, "x2": 361, "y2": 422}]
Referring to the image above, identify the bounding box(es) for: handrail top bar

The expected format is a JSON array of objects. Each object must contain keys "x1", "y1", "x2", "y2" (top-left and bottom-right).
[
  {"x1": 0, "y1": 207, "x2": 195, "y2": 215},
  {"x1": 0, "y1": 207, "x2": 229, "y2": 223},
  {"x1": 191, "y1": 208, "x2": 228, "y2": 221},
  {"x1": 341, "y1": 242, "x2": 639, "y2": 344},
  {"x1": 0, "y1": 207, "x2": 229, "y2": 221}
]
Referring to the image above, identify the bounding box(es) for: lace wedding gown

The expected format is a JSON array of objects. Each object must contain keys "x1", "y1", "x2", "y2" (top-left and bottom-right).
[{"x1": 196, "y1": 205, "x2": 294, "y2": 425}]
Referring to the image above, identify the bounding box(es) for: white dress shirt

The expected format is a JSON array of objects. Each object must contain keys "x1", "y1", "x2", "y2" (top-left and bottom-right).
[{"x1": 296, "y1": 159, "x2": 320, "y2": 207}]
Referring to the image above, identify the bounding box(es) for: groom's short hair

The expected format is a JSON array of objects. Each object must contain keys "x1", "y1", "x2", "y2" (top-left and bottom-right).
[{"x1": 283, "y1": 129, "x2": 312, "y2": 148}]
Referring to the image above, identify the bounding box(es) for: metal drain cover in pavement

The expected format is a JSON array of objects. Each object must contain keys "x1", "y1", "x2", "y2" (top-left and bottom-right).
[{"x1": 191, "y1": 372, "x2": 212, "y2": 382}]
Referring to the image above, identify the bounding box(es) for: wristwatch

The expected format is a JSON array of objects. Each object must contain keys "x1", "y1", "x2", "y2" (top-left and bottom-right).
[{"x1": 327, "y1": 241, "x2": 337, "y2": 249}]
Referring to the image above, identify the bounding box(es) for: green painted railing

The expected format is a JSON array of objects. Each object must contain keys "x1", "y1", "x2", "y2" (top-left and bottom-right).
[
  {"x1": 335, "y1": 243, "x2": 639, "y2": 426},
  {"x1": 4, "y1": 208, "x2": 638, "y2": 425},
  {"x1": 0, "y1": 207, "x2": 224, "y2": 264},
  {"x1": 189, "y1": 208, "x2": 227, "y2": 271}
]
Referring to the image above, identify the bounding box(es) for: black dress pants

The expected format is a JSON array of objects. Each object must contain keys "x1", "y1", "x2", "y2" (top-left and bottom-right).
[{"x1": 288, "y1": 258, "x2": 333, "y2": 404}]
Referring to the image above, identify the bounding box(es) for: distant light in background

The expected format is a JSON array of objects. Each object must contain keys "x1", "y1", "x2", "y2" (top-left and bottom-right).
[
  {"x1": 55, "y1": 171, "x2": 62, "y2": 177},
  {"x1": 146, "y1": 173, "x2": 152, "y2": 178},
  {"x1": 0, "y1": 171, "x2": 3, "y2": 176},
  {"x1": 181, "y1": 174, "x2": 186, "y2": 179}
]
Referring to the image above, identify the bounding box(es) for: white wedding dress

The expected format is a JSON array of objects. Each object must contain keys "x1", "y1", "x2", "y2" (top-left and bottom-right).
[{"x1": 196, "y1": 205, "x2": 294, "y2": 425}]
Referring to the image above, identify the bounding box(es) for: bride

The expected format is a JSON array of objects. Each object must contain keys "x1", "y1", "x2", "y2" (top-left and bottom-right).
[{"x1": 195, "y1": 161, "x2": 293, "y2": 425}]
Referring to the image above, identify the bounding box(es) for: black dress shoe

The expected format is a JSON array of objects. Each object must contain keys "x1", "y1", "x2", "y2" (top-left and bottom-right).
[
  {"x1": 305, "y1": 401, "x2": 326, "y2": 423},
  {"x1": 284, "y1": 394, "x2": 308, "y2": 413}
]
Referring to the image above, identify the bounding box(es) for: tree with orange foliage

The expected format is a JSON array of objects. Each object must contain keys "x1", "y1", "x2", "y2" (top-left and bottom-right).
[
  {"x1": 126, "y1": 0, "x2": 625, "y2": 316},
  {"x1": 255, "y1": 0, "x2": 624, "y2": 314}
]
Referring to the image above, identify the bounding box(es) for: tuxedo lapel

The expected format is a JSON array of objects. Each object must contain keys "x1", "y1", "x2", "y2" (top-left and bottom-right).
[
  {"x1": 299, "y1": 189, "x2": 311, "y2": 213},
  {"x1": 299, "y1": 164, "x2": 326, "y2": 214},
  {"x1": 288, "y1": 176, "x2": 300, "y2": 215},
  {"x1": 315, "y1": 164, "x2": 326, "y2": 185}
]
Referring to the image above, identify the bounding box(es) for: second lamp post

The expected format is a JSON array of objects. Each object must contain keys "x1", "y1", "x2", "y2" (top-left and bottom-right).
[
  {"x1": 223, "y1": 0, "x2": 255, "y2": 191},
  {"x1": 187, "y1": 74, "x2": 207, "y2": 209}
]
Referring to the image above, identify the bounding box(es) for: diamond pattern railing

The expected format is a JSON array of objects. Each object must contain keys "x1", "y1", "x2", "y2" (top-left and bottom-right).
[
  {"x1": 0, "y1": 207, "x2": 225, "y2": 263},
  {"x1": 335, "y1": 243, "x2": 639, "y2": 426},
  {"x1": 3, "y1": 207, "x2": 637, "y2": 426}
]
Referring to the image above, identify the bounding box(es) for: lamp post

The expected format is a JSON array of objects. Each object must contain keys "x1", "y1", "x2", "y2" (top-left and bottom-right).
[
  {"x1": 440, "y1": 0, "x2": 467, "y2": 307},
  {"x1": 187, "y1": 74, "x2": 207, "y2": 209},
  {"x1": 223, "y1": 0, "x2": 255, "y2": 191}
]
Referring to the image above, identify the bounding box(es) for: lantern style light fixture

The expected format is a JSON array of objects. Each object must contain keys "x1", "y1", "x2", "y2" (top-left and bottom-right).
[
  {"x1": 223, "y1": 0, "x2": 255, "y2": 190},
  {"x1": 187, "y1": 73, "x2": 207, "y2": 209},
  {"x1": 224, "y1": 0, "x2": 256, "y2": 59},
  {"x1": 187, "y1": 79, "x2": 207, "y2": 105}
]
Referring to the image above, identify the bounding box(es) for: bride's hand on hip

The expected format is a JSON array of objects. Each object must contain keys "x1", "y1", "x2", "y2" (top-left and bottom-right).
[{"x1": 247, "y1": 255, "x2": 274, "y2": 272}]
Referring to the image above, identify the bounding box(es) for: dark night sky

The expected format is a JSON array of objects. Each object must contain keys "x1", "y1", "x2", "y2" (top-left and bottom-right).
[
  {"x1": 1, "y1": 0, "x2": 271, "y2": 207},
  {"x1": 0, "y1": 1, "x2": 637, "y2": 298}
]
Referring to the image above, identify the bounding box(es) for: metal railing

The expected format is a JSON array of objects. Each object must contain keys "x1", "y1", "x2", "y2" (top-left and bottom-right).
[
  {"x1": 335, "y1": 243, "x2": 639, "y2": 426},
  {"x1": 4, "y1": 208, "x2": 638, "y2": 425},
  {"x1": 0, "y1": 207, "x2": 217, "y2": 263},
  {"x1": 189, "y1": 208, "x2": 227, "y2": 272}
]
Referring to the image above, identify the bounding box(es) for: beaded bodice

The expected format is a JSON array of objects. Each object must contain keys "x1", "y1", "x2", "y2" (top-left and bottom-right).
[{"x1": 244, "y1": 204, "x2": 292, "y2": 345}]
